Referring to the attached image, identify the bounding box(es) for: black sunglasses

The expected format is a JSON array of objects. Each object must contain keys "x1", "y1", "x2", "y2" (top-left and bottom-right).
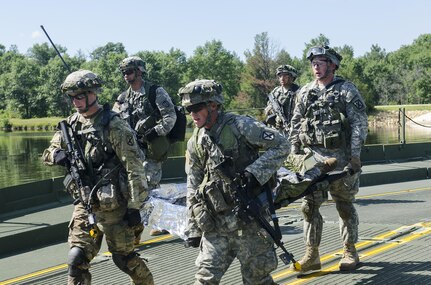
[
  {"x1": 68, "y1": 92, "x2": 87, "y2": 101},
  {"x1": 122, "y1": 69, "x2": 134, "y2": 76}
]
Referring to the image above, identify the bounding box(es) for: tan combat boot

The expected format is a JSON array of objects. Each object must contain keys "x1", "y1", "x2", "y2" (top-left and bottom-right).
[
  {"x1": 339, "y1": 243, "x2": 360, "y2": 271},
  {"x1": 290, "y1": 246, "x2": 321, "y2": 273}
]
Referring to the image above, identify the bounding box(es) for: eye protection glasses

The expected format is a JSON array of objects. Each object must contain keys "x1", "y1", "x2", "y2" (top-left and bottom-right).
[
  {"x1": 310, "y1": 59, "x2": 329, "y2": 67},
  {"x1": 122, "y1": 69, "x2": 134, "y2": 76},
  {"x1": 68, "y1": 92, "x2": 87, "y2": 101}
]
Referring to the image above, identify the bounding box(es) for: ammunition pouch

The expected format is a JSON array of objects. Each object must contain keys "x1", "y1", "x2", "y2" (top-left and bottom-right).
[
  {"x1": 96, "y1": 184, "x2": 122, "y2": 211},
  {"x1": 192, "y1": 202, "x2": 215, "y2": 232},
  {"x1": 63, "y1": 174, "x2": 78, "y2": 197},
  {"x1": 202, "y1": 180, "x2": 230, "y2": 213},
  {"x1": 299, "y1": 118, "x2": 345, "y2": 149},
  {"x1": 323, "y1": 131, "x2": 342, "y2": 149}
]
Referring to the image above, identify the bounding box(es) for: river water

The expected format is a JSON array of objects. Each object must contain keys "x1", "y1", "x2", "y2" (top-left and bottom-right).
[{"x1": 1, "y1": 125, "x2": 430, "y2": 189}]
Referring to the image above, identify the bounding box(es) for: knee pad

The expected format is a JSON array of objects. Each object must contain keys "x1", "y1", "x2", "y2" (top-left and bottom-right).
[{"x1": 67, "y1": 247, "x2": 89, "y2": 277}]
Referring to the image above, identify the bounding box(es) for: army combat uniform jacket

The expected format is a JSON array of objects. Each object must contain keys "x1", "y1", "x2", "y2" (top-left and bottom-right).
[
  {"x1": 185, "y1": 111, "x2": 290, "y2": 284},
  {"x1": 265, "y1": 83, "x2": 300, "y2": 136},
  {"x1": 43, "y1": 108, "x2": 148, "y2": 210},
  {"x1": 185, "y1": 111, "x2": 290, "y2": 238},
  {"x1": 290, "y1": 76, "x2": 368, "y2": 168}
]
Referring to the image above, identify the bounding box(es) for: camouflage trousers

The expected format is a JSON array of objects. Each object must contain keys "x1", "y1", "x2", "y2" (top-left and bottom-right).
[
  {"x1": 68, "y1": 203, "x2": 154, "y2": 285},
  {"x1": 301, "y1": 172, "x2": 360, "y2": 247},
  {"x1": 194, "y1": 222, "x2": 277, "y2": 285}
]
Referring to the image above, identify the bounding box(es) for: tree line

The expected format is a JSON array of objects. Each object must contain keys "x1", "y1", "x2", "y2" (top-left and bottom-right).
[{"x1": 0, "y1": 32, "x2": 429, "y2": 119}]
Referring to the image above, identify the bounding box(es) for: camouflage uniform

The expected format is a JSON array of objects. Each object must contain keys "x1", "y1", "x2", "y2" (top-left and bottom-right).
[
  {"x1": 181, "y1": 79, "x2": 289, "y2": 285},
  {"x1": 113, "y1": 57, "x2": 177, "y2": 189},
  {"x1": 290, "y1": 51, "x2": 368, "y2": 270},
  {"x1": 114, "y1": 56, "x2": 177, "y2": 238},
  {"x1": 290, "y1": 76, "x2": 367, "y2": 248},
  {"x1": 265, "y1": 65, "x2": 300, "y2": 138},
  {"x1": 43, "y1": 70, "x2": 154, "y2": 285}
]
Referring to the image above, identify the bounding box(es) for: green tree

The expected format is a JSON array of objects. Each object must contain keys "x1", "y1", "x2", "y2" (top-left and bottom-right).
[
  {"x1": 239, "y1": 32, "x2": 278, "y2": 111},
  {"x1": 27, "y1": 43, "x2": 67, "y2": 65},
  {"x1": 3, "y1": 57, "x2": 41, "y2": 118},
  {"x1": 186, "y1": 40, "x2": 243, "y2": 108},
  {"x1": 137, "y1": 48, "x2": 188, "y2": 103},
  {"x1": 84, "y1": 42, "x2": 128, "y2": 105}
]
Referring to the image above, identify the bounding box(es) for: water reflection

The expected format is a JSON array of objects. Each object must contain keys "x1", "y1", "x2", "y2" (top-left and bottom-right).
[
  {"x1": 0, "y1": 132, "x2": 65, "y2": 188},
  {"x1": 1, "y1": 125, "x2": 430, "y2": 188}
]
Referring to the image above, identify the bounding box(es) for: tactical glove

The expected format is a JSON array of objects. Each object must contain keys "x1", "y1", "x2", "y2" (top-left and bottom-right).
[
  {"x1": 243, "y1": 171, "x2": 261, "y2": 198},
  {"x1": 144, "y1": 128, "x2": 159, "y2": 142},
  {"x1": 53, "y1": 149, "x2": 69, "y2": 166},
  {"x1": 184, "y1": 237, "x2": 201, "y2": 248},
  {"x1": 344, "y1": 156, "x2": 362, "y2": 174},
  {"x1": 124, "y1": 208, "x2": 142, "y2": 227}
]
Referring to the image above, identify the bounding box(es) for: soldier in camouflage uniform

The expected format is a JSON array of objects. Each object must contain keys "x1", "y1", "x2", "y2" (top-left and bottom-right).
[
  {"x1": 179, "y1": 79, "x2": 289, "y2": 285},
  {"x1": 42, "y1": 70, "x2": 154, "y2": 285},
  {"x1": 265, "y1": 64, "x2": 300, "y2": 137},
  {"x1": 114, "y1": 56, "x2": 176, "y2": 238},
  {"x1": 289, "y1": 46, "x2": 368, "y2": 273}
]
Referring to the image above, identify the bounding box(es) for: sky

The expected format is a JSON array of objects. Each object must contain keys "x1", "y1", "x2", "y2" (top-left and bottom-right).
[{"x1": 2, "y1": 0, "x2": 430, "y2": 61}]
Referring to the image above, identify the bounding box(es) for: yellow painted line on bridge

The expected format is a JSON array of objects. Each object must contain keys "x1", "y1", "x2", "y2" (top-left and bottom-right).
[
  {"x1": 0, "y1": 234, "x2": 174, "y2": 285},
  {"x1": 279, "y1": 186, "x2": 431, "y2": 211},
  {"x1": 273, "y1": 221, "x2": 431, "y2": 284},
  {"x1": 356, "y1": 186, "x2": 431, "y2": 200}
]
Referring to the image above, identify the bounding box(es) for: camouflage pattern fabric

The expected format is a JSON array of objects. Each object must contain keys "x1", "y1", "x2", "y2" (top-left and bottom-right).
[
  {"x1": 289, "y1": 77, "x2": 367, "y2": 247},
  {"x1": 113, "y1": 84, "x2": 176, "y2": 137},
  {"x1": 265, "y1": 84, "x2": 299, "y2": 136},
  {"x1": 195, "y1": 222, "x2": 277, "y2": 285},
  {"x1": 113, "y1": 83, "x2": 176, "y2": 181},
  {"x1": 43, "y1": 110, "x2": 153, "y2": 284},
  {"x1": 186, "y1": 111, "x2": 289, "y2": 284}
]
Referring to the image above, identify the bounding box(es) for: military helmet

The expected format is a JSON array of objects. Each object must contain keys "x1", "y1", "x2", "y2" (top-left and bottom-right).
[
  {"x1": 276, "y1": 64, "x2": 298, "y2": 78},
  {"x1": 178, "y1": 79, "x2": 224, "y2": 107},
  {"x1": 119, "y1": 56, "x2": 147, "y2": 74},
  {"x1": 306, "y1": 45, "x2": 343, "y2": 68},
  {"x1": 60, "y1": 70, "x2": 103, "y2": 96}
]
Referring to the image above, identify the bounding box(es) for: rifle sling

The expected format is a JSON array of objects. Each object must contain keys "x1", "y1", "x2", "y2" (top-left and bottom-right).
[{"x1": 265, "y1": 185, "x2": 282, "y2": 241}]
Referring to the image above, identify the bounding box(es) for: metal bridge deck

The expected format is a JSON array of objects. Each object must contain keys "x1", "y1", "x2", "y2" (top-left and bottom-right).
[{"x1": 1, "y1": 179, "x2": 431, "y2": 285}]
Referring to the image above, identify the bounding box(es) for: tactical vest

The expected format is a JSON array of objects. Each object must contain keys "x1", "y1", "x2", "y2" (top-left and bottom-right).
[
  {"x1": 68, "y1": 106, "x2": 128, "y2": 206},
  {"x1": 117, "y1": 81, "x2": 160, "y2": 133},
  {"x1": 299, "y1": 79, "x2": 350, "y2": 149},
  {"x1": 117, "y1": 82, "x2": 168, "y2": 161},
  {"x1": 193, "y1": 113, "x2": 259, "y2": 216},
  {"x1": 274, "y1": 84, "x2": 299, "y2": 123}
]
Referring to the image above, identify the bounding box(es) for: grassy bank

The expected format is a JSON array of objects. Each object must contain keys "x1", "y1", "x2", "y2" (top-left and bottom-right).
[{"x1": 3, "y1": 117, "x2": 64, "y2": 131}]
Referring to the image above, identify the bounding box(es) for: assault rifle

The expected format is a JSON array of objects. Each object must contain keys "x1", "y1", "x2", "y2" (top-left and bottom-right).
[
  {"x1": 214, "y1": 157, "x2": 301, "y2": 270},
  {"x1": 266, "y1": 89, "x2": 293, "y2": 134},
  {"x1": 59, "y1": 120, "x2": 98, "y2": 236}
]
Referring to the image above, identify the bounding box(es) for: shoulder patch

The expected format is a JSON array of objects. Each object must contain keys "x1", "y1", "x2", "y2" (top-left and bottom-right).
[
  {"x1": 262, "y1": 130, "x2": 275, "y2": 141},
  {"x1": 353, "y1": 99, "x2": 365, "y2": 110}
]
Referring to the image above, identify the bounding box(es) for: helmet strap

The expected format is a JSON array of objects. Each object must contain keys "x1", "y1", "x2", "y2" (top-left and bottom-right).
[{"x1": 78, "y1": 92, "x2": 98, "y2": 114}]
